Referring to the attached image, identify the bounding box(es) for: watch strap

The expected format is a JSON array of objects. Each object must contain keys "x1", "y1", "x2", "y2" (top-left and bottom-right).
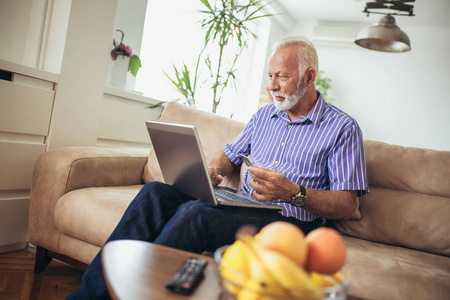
[
  {"x1": 291, "y1": 184, "x2": 307, "y2": 207},
  {"x1": 299, "y1": 185, "x2": 306, "y2": 197}
]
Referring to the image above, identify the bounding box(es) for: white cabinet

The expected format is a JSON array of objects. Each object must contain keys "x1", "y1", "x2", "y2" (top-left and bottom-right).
[
  {"x1": 0, "y1": 59, "x2": 59, "y2": 253},
  {"x1": 0, "y1": 59, "x2": 164, "y2": 253}
]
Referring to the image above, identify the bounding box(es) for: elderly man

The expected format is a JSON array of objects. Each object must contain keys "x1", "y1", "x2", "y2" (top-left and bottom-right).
[{"x1": 68, "y1": 35, "x2": 368, "y2": 299}]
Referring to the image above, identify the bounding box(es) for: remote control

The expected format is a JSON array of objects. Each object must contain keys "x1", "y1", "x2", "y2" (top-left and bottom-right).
[{"x1": 166, "y1": 257, "x2": 208, "y2": 295}]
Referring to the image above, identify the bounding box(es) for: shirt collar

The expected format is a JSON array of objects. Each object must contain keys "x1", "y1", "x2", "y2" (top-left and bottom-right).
[{"x1": 270, "y1": 91, "x2": 326, "y2": 126}]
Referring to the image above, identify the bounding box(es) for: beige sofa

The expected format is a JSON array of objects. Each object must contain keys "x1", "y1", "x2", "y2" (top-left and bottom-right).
[{"x1": 29, "y1": 102, "x2": 450, "y2": 299}]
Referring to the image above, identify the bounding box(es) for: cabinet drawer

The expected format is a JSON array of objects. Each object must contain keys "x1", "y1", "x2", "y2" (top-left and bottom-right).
[
  {"x1": 0, "y1": 80, "x2": 54, "y2": 136},
  {"x1": 0, "y1": 141, "x2": 45, "y2": 190},
  {"x1": 0, "y1": 198, "x2": 29, "y2": 247}
]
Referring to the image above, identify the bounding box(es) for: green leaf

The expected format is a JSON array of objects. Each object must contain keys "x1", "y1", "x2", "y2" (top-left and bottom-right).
[
  {"x1": 164, "y1": 62, "x2": 199, "y2": 102},
  {"x1": 204, "y1": 24, "x2": 214, "y2": 44},
  {"x1": 316, "y1": 70, "x2": 334, "y2": 104},
  {"x1": 128, "y1": 55, "x2": 142, "y2": 77},
  {"x1": 182, "y1": 64, "x2": 192, "y2": 91},
  {"x1": 199, "y1": 0, "x2": 212, "y2": 10}
]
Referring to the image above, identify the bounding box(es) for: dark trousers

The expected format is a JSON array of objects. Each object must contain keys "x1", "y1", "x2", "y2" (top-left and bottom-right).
[{"x1": 66, "y1": 181, "x2": 321, "y2": 299}]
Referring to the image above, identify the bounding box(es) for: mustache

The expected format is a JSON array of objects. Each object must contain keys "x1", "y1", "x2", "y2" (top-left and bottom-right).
[{"x1": 270, "y1": 91, "x2": 287, "y2": 98}]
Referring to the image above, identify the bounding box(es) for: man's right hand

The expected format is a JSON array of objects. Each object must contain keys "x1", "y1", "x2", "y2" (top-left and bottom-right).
[
  {"x1": 208, "y1": 151, "x2": 235, "y2": 186},
  {"x1": 208, "y1": 166, "x2": 223, "y2": 186}
]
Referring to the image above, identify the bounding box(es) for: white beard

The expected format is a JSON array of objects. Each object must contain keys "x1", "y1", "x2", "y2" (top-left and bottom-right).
[{"x1": 271, "y1": 77, "x2": 307, "y2": 111}]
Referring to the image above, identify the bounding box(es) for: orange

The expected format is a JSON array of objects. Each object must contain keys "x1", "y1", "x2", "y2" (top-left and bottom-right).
[
  {"x1": 255, "y1": 221, "x2": 307, "y2": 267},
  {"x1": 304, "y1": 227, "x2": 347, "y2": 275}
]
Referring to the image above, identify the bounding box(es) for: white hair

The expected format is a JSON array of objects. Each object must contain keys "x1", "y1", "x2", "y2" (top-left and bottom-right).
[{"x1": 270, "y1": 36, "x2": 319, "y2": 75}]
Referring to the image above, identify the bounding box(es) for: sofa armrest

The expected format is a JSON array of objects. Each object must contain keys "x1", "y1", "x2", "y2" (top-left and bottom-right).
[{"x1": 29, "y1": 146, "x2": 148, "y2": 252}]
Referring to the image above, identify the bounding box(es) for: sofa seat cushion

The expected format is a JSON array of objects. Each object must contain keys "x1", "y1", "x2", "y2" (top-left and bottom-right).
[
  {"x1": 54, "y1": 185, "x2": 143, "y2": 247},
  {"x1": 343, "y1": 236, "x2": 450, "y2": 300}
]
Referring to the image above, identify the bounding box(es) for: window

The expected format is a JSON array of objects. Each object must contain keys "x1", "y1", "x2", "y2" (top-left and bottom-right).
[{"x1": 135, "y1": 0, "x2": 271, "y2": 121}]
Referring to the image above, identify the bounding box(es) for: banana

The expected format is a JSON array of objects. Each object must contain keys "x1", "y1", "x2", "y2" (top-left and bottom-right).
[
  {"x1": 246, "y1": 239, "x2": 288, "y2": 297},
  {"x1": 241, "y1": 233, "x2": 322, "y2": 299},
  {"x1": 220, "y1": 240, "x2": 251, "y2": 295},
  {"x1": 237, "y1": 280, "x2": 281, "y2": 300},
  {"x1": 311, "y1": 271, "x2": 340, "y2": 288},
  {"x1": 331, "y1": 271, "x2": 345, "y2": 283},
  {"x1": 220, "y1": 239, "x2": 287, "y2": 297},
  {"x1": 253, "y1": 243, "x2": 322, "y2": 299},
  {"x1": 221, "y1": 240, "x2": 251, "y2": 277}
]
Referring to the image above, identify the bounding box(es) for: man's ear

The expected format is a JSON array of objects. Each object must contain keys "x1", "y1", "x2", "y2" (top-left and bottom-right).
[{"x1": 305, "y1": 68, "x2": 317, "y2": 86}]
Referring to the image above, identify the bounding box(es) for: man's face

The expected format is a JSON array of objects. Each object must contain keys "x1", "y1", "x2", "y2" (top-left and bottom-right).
[{"x1": 268, "y1": 46, "x2": 305, "y2": 111}]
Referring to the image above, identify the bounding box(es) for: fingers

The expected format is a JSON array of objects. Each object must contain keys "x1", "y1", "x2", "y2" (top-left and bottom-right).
[
  {"x1": 248, "y1": 168, "x2": 278, "y2": 201},
  {"x1": 248, "y1": 166, "x2": 277, "y2": 185},
  {"x1": 208, "y1": 166, "x2": 223, "y2": 186},
  {"x1": 249, "y1": 179, "x2": 267, "y2": 201},
  {"x1": 248, "y1": 166, "x2": 292, "y2": 201}
]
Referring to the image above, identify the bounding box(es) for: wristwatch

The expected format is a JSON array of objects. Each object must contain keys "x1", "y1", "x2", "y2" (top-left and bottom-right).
[{"x1": 290, "y1": 185, "x2": 307, "y2": 207}]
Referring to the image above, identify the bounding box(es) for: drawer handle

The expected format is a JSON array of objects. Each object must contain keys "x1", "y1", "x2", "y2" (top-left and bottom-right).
[{"x1": 0, "y1": 69, "x2": 13, "y2": 81}]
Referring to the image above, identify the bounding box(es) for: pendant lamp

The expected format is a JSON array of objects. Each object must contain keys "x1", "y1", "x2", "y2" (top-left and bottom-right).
[{"x1": 355, "y1": 14, "x2": 411, "y2": 53}]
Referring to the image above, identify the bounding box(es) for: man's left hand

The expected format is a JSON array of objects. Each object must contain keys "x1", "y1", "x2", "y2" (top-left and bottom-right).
[{"x1": 248, "y1": 166, "x2": 298, "y2": 202}]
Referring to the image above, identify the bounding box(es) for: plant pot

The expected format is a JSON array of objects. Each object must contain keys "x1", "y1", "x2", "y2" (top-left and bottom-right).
[{"x1": 111, "y1": 55, "x2": 130, "y2": 89}]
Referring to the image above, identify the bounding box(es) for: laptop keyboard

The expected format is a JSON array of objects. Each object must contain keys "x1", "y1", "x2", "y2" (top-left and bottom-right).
[{"x1": 214, "y1": 188, "x2": 261, "y2": 205}]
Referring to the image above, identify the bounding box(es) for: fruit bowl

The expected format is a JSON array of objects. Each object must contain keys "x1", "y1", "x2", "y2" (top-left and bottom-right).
[{"x1": 214, "y1": 245, "x2": 350, "y2": 300}]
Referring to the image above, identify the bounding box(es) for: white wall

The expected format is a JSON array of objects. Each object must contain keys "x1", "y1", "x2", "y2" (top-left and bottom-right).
[
  {"x1": 46, "y1": 0, "x2": 118, "y2": 150},
  {"x1": 2, "y1": 1, "x2": 448, "y2": 151},
  {"x1": 0, "y1": 0, "x2": 33, "y2": 64},
  {"x1": 0, "y1": 0, "x2": 71, "y2": 72},
  {"x1": 39, "y1": 0, "x2": 71, "y2": 73},
  {"x1": 278, "y1": 22, "x2": 450, "y2": 151}
]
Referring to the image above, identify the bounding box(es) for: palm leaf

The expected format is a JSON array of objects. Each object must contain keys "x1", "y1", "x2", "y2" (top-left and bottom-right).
[{"x1": 199, "y1": 0, "x2": 212, "y2": 10}]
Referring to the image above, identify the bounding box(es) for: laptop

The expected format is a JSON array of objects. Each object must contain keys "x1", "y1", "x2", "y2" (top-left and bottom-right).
[{"x1": 145, "y1": 121, "x2": 283, "y2": 211}]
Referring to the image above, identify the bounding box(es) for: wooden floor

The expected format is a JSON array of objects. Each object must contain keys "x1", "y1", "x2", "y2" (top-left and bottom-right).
[{"x1": 0, "y1": 246, "x2": 84, "y2": 300}]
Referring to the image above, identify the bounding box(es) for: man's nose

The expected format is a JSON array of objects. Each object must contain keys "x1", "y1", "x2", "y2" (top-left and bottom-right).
[{"x1": 269, "y1": 78, "x2": 279, "y2": 92}]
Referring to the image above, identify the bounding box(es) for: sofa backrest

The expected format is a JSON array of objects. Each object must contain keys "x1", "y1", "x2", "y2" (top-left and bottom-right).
[
  {"x1": 144, "y1": 102, "x2": 450, "y2": 257},
  {"x1": 333, "y1": 140, "x2": 450, "y2": 257},
  {"x1": 143, "y1": 102, "x2": 246, "y2": 189}
]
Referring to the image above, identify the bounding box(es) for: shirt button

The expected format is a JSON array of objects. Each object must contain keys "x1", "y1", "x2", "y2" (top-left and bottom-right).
[{"x1": 281, "y1": 142, "x2": 285, "y2": 146}]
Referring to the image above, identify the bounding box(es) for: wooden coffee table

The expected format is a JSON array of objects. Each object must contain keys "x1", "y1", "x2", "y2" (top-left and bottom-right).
[
  {"x1": 102, "y1": 240, "x2": 361, "y2": 300},
  {"x1": 101, "y1": 240, "x2": 222, "y2": 300}
]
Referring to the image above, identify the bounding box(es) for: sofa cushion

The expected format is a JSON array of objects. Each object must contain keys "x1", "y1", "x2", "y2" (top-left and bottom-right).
[
  {"x1": 58, "y1": 233, "x2": 103, "y2": 265},
  {"x1": 143, "y1": 102, "x2": 246, "y2": 189},
  {"x1": 363, "y1": 140, "x2": 450, "y2": 197},
  {"x1": 343, "y1": 236, "x2": 450, "y2": 300},
  {"x1": 335, "y1": 187, "x2": 450, "y2": 256},
  {"x1": 334, "y1": 141, "x2": 450, "y2": 257},
  {"x1": 54, "y1": 186, "x2": 142, "y2": 247}
]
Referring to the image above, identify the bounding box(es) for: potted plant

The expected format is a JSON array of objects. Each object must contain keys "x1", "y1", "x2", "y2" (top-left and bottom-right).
[
  {"x1": 315, "y1": 70, "x2": 334, "y2": 104},
  {"x1": 110, "y1": 30, "x2": 142, "y2": 88}
]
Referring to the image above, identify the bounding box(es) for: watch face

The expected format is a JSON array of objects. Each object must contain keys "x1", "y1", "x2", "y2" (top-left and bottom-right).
[
  {"x1": 291, "y1": 186, "x2": 307, "y2": 207},
  {"x1": 292, "y1": 194, "x2": 306, "y2": 207}
]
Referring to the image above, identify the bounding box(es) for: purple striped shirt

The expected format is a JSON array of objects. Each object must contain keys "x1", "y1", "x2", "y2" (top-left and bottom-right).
[{"x1": 223, "y1": 93, "x2": 369, "y2": 222}]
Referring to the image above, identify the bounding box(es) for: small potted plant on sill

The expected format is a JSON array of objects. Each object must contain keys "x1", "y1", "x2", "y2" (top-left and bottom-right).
[{"x1": 110, "y1": 29, "x2": 142, "y2": 89}]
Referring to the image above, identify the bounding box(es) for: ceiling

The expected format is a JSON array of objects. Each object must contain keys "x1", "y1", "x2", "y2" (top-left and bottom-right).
[{"x1": 277, "y1": 0, "x2": 450, "y2": 28}]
